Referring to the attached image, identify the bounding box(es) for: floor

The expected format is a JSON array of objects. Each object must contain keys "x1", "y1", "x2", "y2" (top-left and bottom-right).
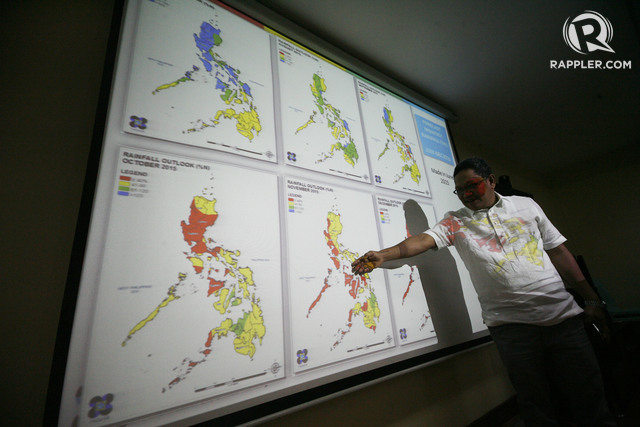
[{"x1": 502, "y1": 391, "x2": 640, "y2": 426}]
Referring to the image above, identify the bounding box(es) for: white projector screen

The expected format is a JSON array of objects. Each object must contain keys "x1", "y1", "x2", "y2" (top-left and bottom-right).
[{"x1": 48, "y1": 1, "x2": 490, "y2": 425}]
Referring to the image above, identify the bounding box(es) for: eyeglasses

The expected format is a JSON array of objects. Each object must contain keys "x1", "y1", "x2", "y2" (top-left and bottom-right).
[{"x1": 453, "y1": 178, "x2": 485, "y2": 195}]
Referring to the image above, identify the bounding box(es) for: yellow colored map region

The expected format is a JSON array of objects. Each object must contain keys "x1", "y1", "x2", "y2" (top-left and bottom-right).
[
  {"x1": 295, "y1": 117, "x2": 315, "y2": 134},
  {"x1": 352, "y1": 296, "x2": 380, "y2": 330},
  {"x1": 330, "y1": 123, "x2": 348, "y2": 140},
  {"x1": 214, "y1": 288, "x2": 231, "y2": 314},
  {"x1": 122, "y1": 285, "x2": 179, "y2": 346},
  {"x1": 235, "y1": 108, "x2": 261, "y2": 140},
  {"x1": 326, "y1": 212, "x2": 343, "y2": 243},
  {"x1": 212, "y1": 107, "x2": 261, "y2": 141},
  {"x1": 232, "y1": 302, "x2": 265, "y2": 358},
  {"x1": 152, "y1": 76, "x2": 191, "y2": 94},
  {"x1": 216, "y1": 248, "x2": 240, "y2": 269},
  {"x1": 211, "y1": 318, "x2": 234, "y2": 338},
  {"x1": 495, "y1": 236, "x2": 544, "y2": 274},
  {"x1": 238, "y1": 267, "x2": 254, "y2": 298},
  {"x1": 403, "y1": 161, "x2": 421, "y2": 184},
  {"x1": 189, "y1": 256, "x2": 204, "y2": 270},
  {"x1": 193, "y1": 196, "x2": 218, "y2": 215}
]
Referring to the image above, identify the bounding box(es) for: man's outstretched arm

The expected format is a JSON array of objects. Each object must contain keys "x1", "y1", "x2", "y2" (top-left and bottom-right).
[{"x1": 351, "y1": 233, "x2": 437, "y2": 275}]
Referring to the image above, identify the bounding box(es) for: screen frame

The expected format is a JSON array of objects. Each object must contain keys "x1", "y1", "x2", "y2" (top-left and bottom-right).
[{"x1": 44, "y1": 1, "x2": 490, "y2": 425}]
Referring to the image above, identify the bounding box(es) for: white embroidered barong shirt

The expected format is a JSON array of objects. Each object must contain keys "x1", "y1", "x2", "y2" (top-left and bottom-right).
[{"x1": 425, "y1": 195, "x2": 582, "y2": 326}]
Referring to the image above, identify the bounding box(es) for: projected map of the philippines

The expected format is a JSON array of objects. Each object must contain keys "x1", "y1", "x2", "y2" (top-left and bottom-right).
[
  {"x1": 121, "y1": 196, "x2": 266, "y2": 390},
  {"x1": 278, "y1": 38, "x2": 370, "y2": 182},
  {"x1": 124, "y1": 0, "x2": 276, "y2": 161},
  {"x1": 285, "y1": 178, "x2": 393, "y2": 371},
  {"x1": 295, "y1": 74, "x2": 359, "y2": 166},
  {"x1": 80, "y1": 148, "x2": 283, "y2": 425},
  {"x1": 357, "y1": 80, "x2": 431, "y2": 196},
  {"x1": 376, "y1": 196, "x2": 437, "y2": 345}
]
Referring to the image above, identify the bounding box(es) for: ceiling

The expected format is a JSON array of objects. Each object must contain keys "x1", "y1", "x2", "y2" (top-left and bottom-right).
[{"x1": 249, "y1": 0, "x2": 640, "y2": 184}]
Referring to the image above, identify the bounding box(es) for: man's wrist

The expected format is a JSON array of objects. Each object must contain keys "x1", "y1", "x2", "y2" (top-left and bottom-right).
[{"x1": 584, "y1": 299, "x2": 606, "y2": 309}]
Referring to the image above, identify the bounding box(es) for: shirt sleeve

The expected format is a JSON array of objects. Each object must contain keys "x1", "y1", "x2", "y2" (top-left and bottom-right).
[
  {"x1": 529, "y1": 198, "x2": 567, "y2": 250},
  {"x1": 424, "y1": 213, "x2": 458, "y2": 249}
]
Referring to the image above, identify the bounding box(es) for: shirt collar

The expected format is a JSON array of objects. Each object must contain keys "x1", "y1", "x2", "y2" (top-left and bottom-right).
[{"x1": 465, "y1": 192, "x2": 503, "y2": 217}]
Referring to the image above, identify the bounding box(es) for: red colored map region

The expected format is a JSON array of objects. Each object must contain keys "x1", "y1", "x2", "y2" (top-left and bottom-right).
[
  {"x1": 180, "y1": 199, "x2": 218, "y2": 253},
  {"x1": 402, "y1": 269, "x2": 415, "y2": 304},
  {"x1": 441, "y1": 216, "x2": 466, "y2": 245},
  {"x1": 208, "y1": 278, "x2": 225, "y2": 296},
  {"x1": 344, "y1": 273, "x2": 365, "y2": 299},
  {"x1": 324, "y1": 229, "x2": 340, "y2": 256},
  {"x1": 307, "y1": 276, "x2": 330, "y2": 317}
]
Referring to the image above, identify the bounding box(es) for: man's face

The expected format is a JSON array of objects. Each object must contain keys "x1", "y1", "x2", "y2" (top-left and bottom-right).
[{"x1": 454, "y1": 169, "x2": 497, "y2": 211}]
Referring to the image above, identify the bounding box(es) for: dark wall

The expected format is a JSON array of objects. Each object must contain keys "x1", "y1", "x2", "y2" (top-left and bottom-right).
[{"x1": 1, "y1": 1, "x2": 115, "y2": 424}]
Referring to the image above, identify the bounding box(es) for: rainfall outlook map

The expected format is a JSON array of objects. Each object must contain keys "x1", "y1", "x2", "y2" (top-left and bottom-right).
[
  {"x1": 80, "y1": 148, "x2": 283, "y2": 424},
  {"x1": 124, "y1": 0, "x2": 276, "y2": 161},
  {"x1": 278, "y1": 38, "x2": 370, "y2": 182},
  {"x1": 285, "y1": 178, "x2": 394, "y2": 371},
  {"x1": 358, "y1": 80, "x2": 430, "y2": 196},
  {"x1": 376, "y1": 196, "x2": 437, "y2": 345}
]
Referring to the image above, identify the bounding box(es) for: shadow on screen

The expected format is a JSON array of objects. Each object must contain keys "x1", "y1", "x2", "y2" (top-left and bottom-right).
[{"x1": 382, "y1": 199, "x2": 473, "y2": 346}]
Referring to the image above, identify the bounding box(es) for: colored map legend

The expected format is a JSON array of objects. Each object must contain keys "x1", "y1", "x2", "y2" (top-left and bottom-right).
[
  {"x1": 279, "y1": 50, "x2": 292, "y2": 65},
  {"x1": 287, "y1": 196, "x2": 304, "y2": 213},
  {"x1": 117, "y1": 175, "x2": 149, "y2": 198},
  {"x1": 379, "y1": 208, "x2": 389, "y2": 224},
  {"x1": 118, "y1": 175, "x2": 131, "y2": 196}
]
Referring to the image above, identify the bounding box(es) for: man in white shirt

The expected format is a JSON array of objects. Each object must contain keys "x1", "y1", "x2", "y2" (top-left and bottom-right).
[{"x1": 352, "y1": 157, "x2": 615, "y2": 425}]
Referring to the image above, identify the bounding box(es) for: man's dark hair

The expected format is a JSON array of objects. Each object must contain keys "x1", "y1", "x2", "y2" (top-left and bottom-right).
[{"x1": 453, "y1": 157, "x2": 492, "y2": 178}]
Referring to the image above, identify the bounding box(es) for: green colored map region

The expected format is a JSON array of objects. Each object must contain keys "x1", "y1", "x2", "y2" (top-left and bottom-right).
[
  {"x1": 295, "y1": 74, "x2": 359, "y2": 166},
  {"x1": 121, "y1": 194, "x2": 265, "y2": 391},
  {"x1": 207, "y1": 302, "x2": 265, "y2": 358},
  {"x1": 380, "y1": 107, "x2": 421, "y2": 184}
]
